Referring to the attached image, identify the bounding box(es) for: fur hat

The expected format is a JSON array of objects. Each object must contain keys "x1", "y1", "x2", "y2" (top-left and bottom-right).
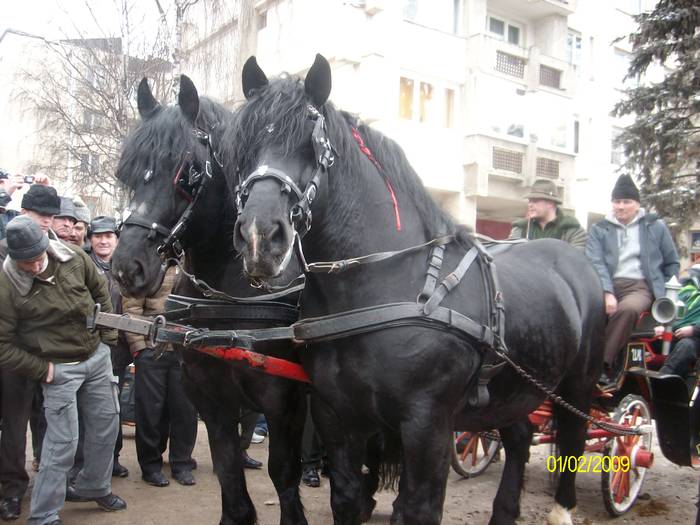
[
  {"x1": 21, "y1": 185, "x2": 60, "y2": 216},
  {"x1": 611, "y1": 174, "x2": 640, "y2": 202},
  {"x1": 6, "y1": 215, "x2": 49, "y2": 261},
  {"x1": 523, "y1": 179, "x2": 562, "y2": 204}
]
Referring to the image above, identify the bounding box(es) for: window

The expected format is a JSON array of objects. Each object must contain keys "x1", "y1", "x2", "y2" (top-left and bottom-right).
[
  {"x1": 611, "y1": 127, "x2": 624, "y2": 165},
  {"x1": 398, "y1": 76, "x2": 455, "y2": 127},
  {"x1": 79, "y1": 153, "x2": 100, "y2": 176},
  {"x1": 487, "y1": 15, "x2": 521, "y2": 46},
  {"x1": 573, "y1": 120, "x2": 580, "y2": 154},
  {"x1": 566, "y1": 31, "x2": 582, "y2": 74},
  {"x1": 482, "y1": 80, "x2": 526, "y2": 139},
  {"x1": 399, "y1": 77, "x2": 414, "y2": 120},
  {"x1": 613, "y1": 49, "x2": 639, "y2": 87},
  {"x1": 403, "y1": 0, "x2": 459, "y2": 34}
]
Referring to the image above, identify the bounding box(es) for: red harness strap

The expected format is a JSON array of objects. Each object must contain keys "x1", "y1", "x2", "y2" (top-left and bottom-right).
[
  {"x1": 195, "y1": 346, "x2": 311, "y2": 383},
  {"x1": 350, "y1": 127, "x2": 402, "y2": 231}
]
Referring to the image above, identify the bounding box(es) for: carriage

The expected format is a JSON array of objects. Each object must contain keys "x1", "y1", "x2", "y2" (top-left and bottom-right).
[{"x1": 451, "y1": 308, "x2": 700, "y2": 517}]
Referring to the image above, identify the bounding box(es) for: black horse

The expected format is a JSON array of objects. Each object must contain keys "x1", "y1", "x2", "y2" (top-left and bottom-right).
[
  {"x1": 112, "y1": 75, "x2": 308, "y2": 525},
  {"x1": 227, "y1": 55, "x2": 606, "y2": 525}
]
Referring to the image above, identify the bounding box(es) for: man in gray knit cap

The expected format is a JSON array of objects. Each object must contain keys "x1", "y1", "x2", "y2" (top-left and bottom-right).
[
  {"x1": 70, "y1": 198, "x2": 91, "y2": 248},
  {"x1": 0, "y1": 216, "x2": 126, "y2": 525}
]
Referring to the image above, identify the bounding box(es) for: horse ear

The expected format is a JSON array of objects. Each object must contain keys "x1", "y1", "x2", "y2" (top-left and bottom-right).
[
  {"x1": 304, "y1": 54, "x2": 331, "y2": 108},
  {"x1": 242, "y1": 56, "x2": 268, "y2": 99},
  {"x1": 137, "y1": 77, "x2": 160, "y2": 119},
  {"x1": 178, "y1": 75, "x2": 200, "y2": 125}
]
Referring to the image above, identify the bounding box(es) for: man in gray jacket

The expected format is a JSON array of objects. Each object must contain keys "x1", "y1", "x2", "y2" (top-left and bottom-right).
[{"x1": 586, "y1": 174, "x2": 679, "y2": 380}]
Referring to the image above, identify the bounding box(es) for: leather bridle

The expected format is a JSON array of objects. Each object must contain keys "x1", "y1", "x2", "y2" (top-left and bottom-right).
[
  {"x1": 121, "y1": 127, "x2": 221, "y2": 260},
  {"x1": 235, "y1": 105, "x2": 335, "y2": 238}
]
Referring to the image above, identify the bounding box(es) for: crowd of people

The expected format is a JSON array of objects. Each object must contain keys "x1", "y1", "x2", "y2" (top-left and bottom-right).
[{"x1": 0, "y1": 168, "x2": 697, "y2": 524}]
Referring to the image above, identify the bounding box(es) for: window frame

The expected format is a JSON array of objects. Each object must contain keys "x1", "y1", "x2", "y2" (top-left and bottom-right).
[{"x1": 487, "y1": 15, "x2": 523, "y2": 47}]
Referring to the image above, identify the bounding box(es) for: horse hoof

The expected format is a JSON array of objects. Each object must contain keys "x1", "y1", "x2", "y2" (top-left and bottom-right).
[
  {"x1": 546, "y1": 503, "x2": 574, "y2": 525},
  {"x1": 360, "y1": 498, "x2": 377, "y2": 522}
]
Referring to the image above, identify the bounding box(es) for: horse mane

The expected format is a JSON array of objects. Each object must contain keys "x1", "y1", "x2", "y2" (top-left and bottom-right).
[
  {"x1": 225, "y1": 73, "x2": 466, "y2": 243},
  {"x1": 117, "y1": 97, "x2": 231, "y2": 191}
]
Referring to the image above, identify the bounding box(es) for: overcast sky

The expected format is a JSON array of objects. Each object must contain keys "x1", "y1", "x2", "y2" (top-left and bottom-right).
[{"x1": 1, "y1": 0, "x2": 159, "y2": 41}]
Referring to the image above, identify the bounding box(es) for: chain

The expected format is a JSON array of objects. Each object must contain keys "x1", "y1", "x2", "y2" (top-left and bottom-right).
[{"x1": 490, "y1": 340, "x2": 643, "y2": 437}]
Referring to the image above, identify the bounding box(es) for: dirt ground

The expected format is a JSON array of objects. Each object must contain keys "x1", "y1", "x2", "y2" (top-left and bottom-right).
[{"x1": 15, "y1": 422, "x2": 698, "y2": 524}]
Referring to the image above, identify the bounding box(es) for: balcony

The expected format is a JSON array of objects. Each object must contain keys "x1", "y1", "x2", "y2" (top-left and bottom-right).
[{"x1": 487, "y1": 0, "x2": 576, "y2": 20}]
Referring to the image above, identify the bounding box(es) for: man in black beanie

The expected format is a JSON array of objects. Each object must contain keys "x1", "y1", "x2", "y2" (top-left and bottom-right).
[{"x1": 586, "y1": 174, "x2": 680, "y2": 386}]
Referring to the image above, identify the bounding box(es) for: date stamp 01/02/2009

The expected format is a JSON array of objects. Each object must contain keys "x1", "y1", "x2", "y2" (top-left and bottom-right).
[{"x1": 546, "y1": 455, "x2": 631, "y2": 473}]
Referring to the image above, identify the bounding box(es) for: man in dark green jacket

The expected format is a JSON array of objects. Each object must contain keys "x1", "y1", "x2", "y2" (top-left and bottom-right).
[
  {"x1": 0, "y1": 216, "x2": 126, "y2": 525},
  {"x1": 510, "y1": 179, "x2": 587, "y2": 250}
]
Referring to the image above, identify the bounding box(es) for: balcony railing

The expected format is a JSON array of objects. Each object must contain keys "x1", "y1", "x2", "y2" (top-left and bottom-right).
[
  {"x1": 536, "y1": 157, "x2": 560, "y2": 178},
  {"x1": 493, "y1": 147, "x2": 524, "y2": 174},
  {"x1": 495, "y1": 51, "x2": 526, "y2": 78},
  {"x1": 539, "y1": 65, "x2": 562, "y2": 89}
]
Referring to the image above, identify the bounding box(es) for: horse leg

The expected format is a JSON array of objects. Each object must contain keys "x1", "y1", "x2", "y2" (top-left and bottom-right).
[
  {"x1": 182, "y1": 363, "x2": 256, "y2": 525},
  {"x1": 389, "y1": 465, "x2": 406, "y2": 525},
  {"x1": 312, "y1": 397, "x2": 366, "y2": 525},
  {"x1": 547, "y1": 379, "x2": 591, "y2": 525},
  {"x1": 489, "y1": 419, "x2": 534, "y2": 525},
  {"x1": 360, "y1": 433, "x2": 381, "y2": 522},
  {"x1": 265, "y1": 384, "x2": 308, "y2": 525},
  {"x1": 397, "y1": 409, "x2": 452, "y2": 525}
]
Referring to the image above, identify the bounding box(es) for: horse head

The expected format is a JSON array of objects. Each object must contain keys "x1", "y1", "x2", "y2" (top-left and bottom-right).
[
  {"x1": 113, "y1": 75, "x2": 229, "y2": 298},
  {"x1": 231, "y1": 55, "x2": 335, "y2": 280}
]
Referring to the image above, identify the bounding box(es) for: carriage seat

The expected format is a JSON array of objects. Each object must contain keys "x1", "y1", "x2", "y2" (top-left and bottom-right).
[{"x1": 630, "y1": 311, "x2": 657, "y2": 339}]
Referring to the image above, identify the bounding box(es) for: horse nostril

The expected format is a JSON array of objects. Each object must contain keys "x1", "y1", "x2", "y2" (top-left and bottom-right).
[
  {"x1": 233, "y1": 220, "x2": 247, "y2": 247},
  {"x1": 269, "y1": 220, "x2": 288, "y2": 249}
]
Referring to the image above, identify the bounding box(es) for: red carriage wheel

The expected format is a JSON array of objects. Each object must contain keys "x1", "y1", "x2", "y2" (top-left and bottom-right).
[
  {"x1": 451, "y1": 430, "x2": 501, "y2": 478},
  {"x1": 601, "y1": 394, "x2": 653, "y2": 516}
]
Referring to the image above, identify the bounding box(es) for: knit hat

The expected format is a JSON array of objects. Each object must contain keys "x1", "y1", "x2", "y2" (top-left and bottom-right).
[
  {"x1": 89, "y1": 216, "x2": 118, "y2": 236},
  {"x1": 0, "y1": 168, "x2": 9, "y2": 180},
  {"x1": 611, "y1": 174, "x2": 640, "y2": 202},
  {"x1": 55, "y1": 197, "x2": 78, "y2": 222},
  {"x1": 73, "y1": 197, "x2": 91, "y2": 224},
  {"x1": 21, "y1": 185, "x2": 60, "y2": 216},
  {"x1": 6, "y1": 215, "x2": 49, "y2": 261},
  {"x1": 523, "y1": 179, "x2": 562, "y2": 204}
]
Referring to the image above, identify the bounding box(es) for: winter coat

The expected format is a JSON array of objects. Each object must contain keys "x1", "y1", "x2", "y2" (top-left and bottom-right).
[
  {"x1": 0, "y1": 239, "x2": 117, "y2": 381},
  {"x1": 510, "y1": 209, "x2": 587, "y2": 250},
  {"x1": 122, "y1": 266, "x2": 178, "y2": 356},
  {"x1": 585, "y1": 212, "x2": 679, "y2": 299}
]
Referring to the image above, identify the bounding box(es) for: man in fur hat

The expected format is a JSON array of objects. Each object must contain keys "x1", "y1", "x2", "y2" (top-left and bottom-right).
[
  {"x1": 586, "y1": 174, "x2": 680, "y2": 383},
  {"x1": 510, "y1": 179, "x2": 587, "y2": 250}
]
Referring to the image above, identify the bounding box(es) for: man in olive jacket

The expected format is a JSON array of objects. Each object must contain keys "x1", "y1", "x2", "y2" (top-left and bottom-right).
[
  {"x1": 510, "y1": 179, "x2": 587, "y2": 250},
  {"x1": 0, "y1": 216, "x2": 126, "y2": 525}
]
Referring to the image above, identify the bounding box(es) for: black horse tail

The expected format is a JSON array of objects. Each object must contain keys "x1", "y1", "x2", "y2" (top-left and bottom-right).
[{"x1": 365, "y1": 431, "x2": 402, "y2": 492}]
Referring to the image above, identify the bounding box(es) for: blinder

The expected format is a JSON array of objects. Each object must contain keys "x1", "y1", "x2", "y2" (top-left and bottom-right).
[
  {"x1": 120, "y1": 127, "x2": 219, "y2": 260},
  {"x1": 235, "y1": 105, "x2": 335, "y2": 238}
]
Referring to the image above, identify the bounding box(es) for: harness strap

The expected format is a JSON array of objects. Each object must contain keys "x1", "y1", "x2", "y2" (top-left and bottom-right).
[
  {"x1": 422, "y1": 247, "x2": 479, "y2": 315},
  {"x1": 417, "y1": 244, "x2": 445, "y2": 303},
  {"x1": 305, "y1": 235, "x2": 454, "y2": 274},
  {"x1": 162, "y1": 302, "x2": 299, "y2": 326},
  {"x1": 292, "y1": 302, "x2": 494, "y2": 348}
]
